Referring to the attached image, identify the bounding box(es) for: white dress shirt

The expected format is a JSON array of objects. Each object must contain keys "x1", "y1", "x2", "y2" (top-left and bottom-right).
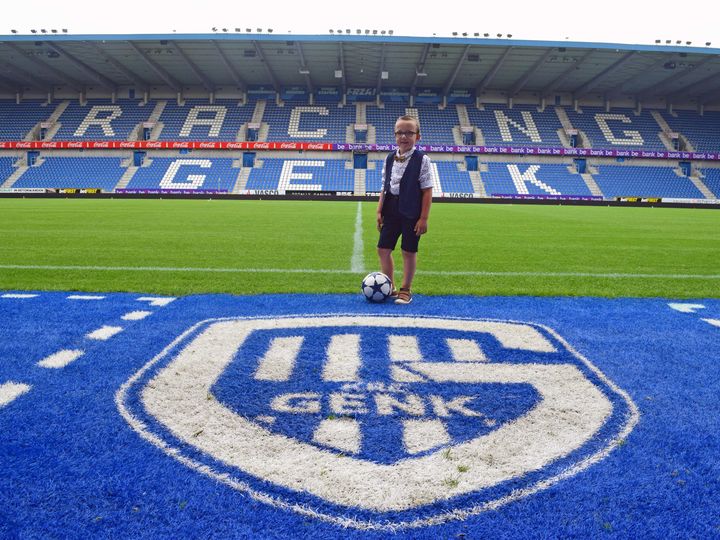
[{"x1": 381, "y1": 147, "x2": 434, "y2": 195}]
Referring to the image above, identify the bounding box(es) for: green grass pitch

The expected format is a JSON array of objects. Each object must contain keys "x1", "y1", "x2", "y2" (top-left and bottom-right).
[{"x1": 0, "y1": 198, "x2": 718, "y2": 298}]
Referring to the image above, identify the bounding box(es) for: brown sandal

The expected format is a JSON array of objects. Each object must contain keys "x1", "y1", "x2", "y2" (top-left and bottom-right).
[{"x1": 394, "y1": 288, "x2": 412, "y2": 304}]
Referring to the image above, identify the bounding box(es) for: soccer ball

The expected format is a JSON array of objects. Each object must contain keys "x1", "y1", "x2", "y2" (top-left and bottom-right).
[{"x1": 361, "y1": 272, "x2": 393, "y2": 303}]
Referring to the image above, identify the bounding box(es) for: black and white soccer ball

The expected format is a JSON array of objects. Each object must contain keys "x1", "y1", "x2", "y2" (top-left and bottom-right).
[{"x1": 361, "y1": 272, "x2": 393, "y2": 303}]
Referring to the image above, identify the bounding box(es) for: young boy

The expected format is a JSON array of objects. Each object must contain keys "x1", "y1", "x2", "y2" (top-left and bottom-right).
[{"x1": 376, "y1": 115, "x2": 433, "y2": 305}]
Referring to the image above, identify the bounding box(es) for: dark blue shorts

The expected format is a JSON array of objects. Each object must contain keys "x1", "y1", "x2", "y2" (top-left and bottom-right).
[{"x1": 377, "y1": 195, "x2": 420, "y2": 253}]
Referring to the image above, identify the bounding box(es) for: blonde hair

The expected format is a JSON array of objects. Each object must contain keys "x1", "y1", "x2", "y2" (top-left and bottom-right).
[{"x1": 396, "y1": 115, "x2": 420, "y2": 135}]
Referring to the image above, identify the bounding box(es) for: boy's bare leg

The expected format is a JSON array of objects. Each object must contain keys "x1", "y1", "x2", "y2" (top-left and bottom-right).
[
  {"x1": 377, "y1": 247, "x2": 395, "y2": 286},
  {"x1": 400, "y1": 250, "x2": 417, "y2": 289}
]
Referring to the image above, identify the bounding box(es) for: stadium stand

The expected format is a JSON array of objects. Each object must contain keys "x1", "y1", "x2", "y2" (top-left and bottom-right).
[
  {"x1": 126, "y1": 158, "x2": 237, "y2": 191},
  {"x1": 434, "y1": 162, "x2": 474, "y2": 193},
  {"x1": 466, "y1": 105, "x2": 564, "y2": 147},
  {"x1": 263, "y1": 102, "x2": 353, "y2": 142},
  {"x1": 365, "y1": 160, "x2": 384, "y2": 193},
  {"x1": 367, "y1": 104, "x2": 458, "y2": 145},
  {"x1": 12, "y1": 157, "x2": 125, "y2": 191},
  {"x1": 483, "y1": 163, "x2": 592, "y2": 196},
  {"x1": 53, "y1": 100, "x2": 154, "y2": 140},
  {"x1": 697, "y1": 168, "x2": 720, "y2": 198},
  {"x1": 592, "y1": 165, "x2": 703, "y2": 198},
  {"x1": 2, "y1": 97, "x2": 720, "y2": 201},
  {"x1": 157, "y1": 100, "x2": 253, "y2": 141},
  {"x1": 0, "y1": 157, "x2": 16, "y2": 183},
  {"x1": 363, "y1": 158, "x2": 468, "y2": 194},
  {"x1": 660, "y1": 110, "x2": 720, "y2": 153},
  {"x1": 246, "y1": 158, "x2": 355, "y2": 192},
  {"x1": 2, "y1": 98, "x2": 720, "y2": 152},
  {"x1": 0, "y1": 100, "x2": 54, "y2": 140},
  {"x1": 563, "y1": 107, "x2": 666, "y2": 151}
]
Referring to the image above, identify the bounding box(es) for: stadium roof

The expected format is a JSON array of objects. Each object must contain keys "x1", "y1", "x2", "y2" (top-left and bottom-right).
[{"x1": 1, "y1": 33, "x2": 719, "y2": 105}]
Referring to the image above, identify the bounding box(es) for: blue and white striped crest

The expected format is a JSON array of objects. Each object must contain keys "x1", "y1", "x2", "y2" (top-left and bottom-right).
[{"x1": 120, "y1": 314, "x2": 637, "y2": 528}]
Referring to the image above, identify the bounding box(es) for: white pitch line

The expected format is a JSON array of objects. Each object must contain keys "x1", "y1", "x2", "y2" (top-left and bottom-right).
[
  {"x1": 702, "y1": 318, "x2": 720, "y2": 328},
  {"x1": 67, "y1": 295, "x2": 106, "y2": 300},
  {"x1": 0, "y1": 382, "x2": 31, "y2": 407},
  {"x1": 86, "y1": 326, "x2": 124, "y2": 341},
  {"x1": 122, "y1": 310, "x2": 153, "y2": 321},
  {"x1": 136, "y1": 296, "x2": 176, "y2": 307},
  {"x1": 350, "y1": 201, "x2": 365, "y2": 273},
  {"x1": 37, "y1": 349, "x2": 84, "y2": 369},
  {"x1": 1, "y1": 264, "x2": 720, "y2": 280},
  {"x1": 1, "y1": 293, "x2": 38, "y2": 299},
  {"x1": 668, "y1": 303, "x2": 706, "y2": 313}
]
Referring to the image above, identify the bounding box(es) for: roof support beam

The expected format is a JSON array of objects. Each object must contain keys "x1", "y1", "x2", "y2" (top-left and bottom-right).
[
  {"x1": 89, "y1": 43, "x2": 150, "y2": 91},
  {"x1": 476, "y1": 47, "x2": 513, "y2": 95},
  {"x1": 375, "y1": 43, "x2": 387, "y2": 95},
  {"x1": 211, "y1": 41, "x2": 246, "y2": 91},
  {"x1": 509, "y1": 48, "x2": 553, "y2": 97},
  {"x1": 2, "y1": 42, "x2": 83, "y2": 91},
  {"x1": 410, "y1": 43, "x2": 431, "y2": 96},
  {"x1": 0, "y1": 60, "x2": 54, "y2": 91},
  {"x1": 540, "y1": 49, "x2": 596, "y2": 98},
  {"x1": 252, "y1": 40, "x2": 281, "y2": 94},
  {"x1": 127, "y1": 41, "x2": 182, "y2": 93},
  {"x1": 604, "y1": 54, "x2": 675, "y2": 100},
  {"x1": 572, "y1": 51, "x2": 638, "y2": 100},
  {"x1": 670, "y1": 71, "x2": 720, "y2": 102},
  {"x1": 44, "y1": 42, "x2": 117, "y2": 91},
  {"x1": 169, "y1": 41, "x2": 214, "y2": 93},
  {"x1": 698, "y1": 80, "x2": 720, "y2": 105},
  {"x1": 0, "y1": 73, "x2": 21, "y2": 92},
  {"x1": 338, "y1": 43, "x2": 347, "y2": 95},
  {"x1": 637, "y1": 54, "x2": 719, "y2": 99},
  {"x1": 443, "y1": 44, "x2": 470, "y2": 98},
  {"x1": 295, "y1": 41, "x2": 314, "y2": 95}
]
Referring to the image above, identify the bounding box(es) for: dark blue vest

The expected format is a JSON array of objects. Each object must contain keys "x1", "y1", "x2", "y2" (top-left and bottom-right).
[{"x1": 383, "y1": 150, "x2": 425, "y2": 219}]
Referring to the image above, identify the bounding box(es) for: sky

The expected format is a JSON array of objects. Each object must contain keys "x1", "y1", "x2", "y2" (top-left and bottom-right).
[{"x1": 5, "y1": 0, "x2": 718, "y2": 48}]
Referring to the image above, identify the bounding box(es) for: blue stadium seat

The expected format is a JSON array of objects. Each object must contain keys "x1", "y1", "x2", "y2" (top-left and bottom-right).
[
  {"x1": 434, "y1": 162, "x2": 474, "y2": 193},
  {"x1": 696, "y1": 168, "x2": 720, "y2": 198},
  {"x1": 367, "y1": 104, "x2": 457, "y2": 145},
  {"x1": 483, "y1": 163, "x2": 591, "y2": 196},
  {"x1": 593, "y1": 165, "x2": 703, "y2": 198},
  {"x1": 54, "y1": 100, "x2": 154, "y2": 140},
  {"x1": 564, "y1": 107, "x2": 666, "y2": 151},
  {"x1": 127, "y1": 158, "x2": 236, "y2": 191},
  {"x1": 12, "y1": 157, "x2": 125, "y2": 190},
  {"x1": 364, "y1": 159, "x2": 472, "y2": 194},
  {"x1": 0, "y1": 100, "x2": 53, "y2": 140},
  {"x1": 263, "y1": 101, "x2": 353, "y2": 142},
  {"x1": 467, "y1": 105, "x2": 563, "y2": 148},
  {"x1": 0, "y1": 157, "x2": 16, "y2": 183},
  {"x1": 365, "y1": 161, "x2": 385, "y2": 193},
  {"x1": 246, "y1": 158, "x2": 354, "y2": 192},
  {"x1": 659, "y1": 110, "x2": 720, "y2": 153},
  {"x1": 158, "y1": 100, "x2": 253, "y2": 141}
]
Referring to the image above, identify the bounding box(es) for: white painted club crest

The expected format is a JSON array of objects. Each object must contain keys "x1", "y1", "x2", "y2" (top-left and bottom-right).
[{"x1": 117, "y1": 315, "x2": 638, "y2": 530}]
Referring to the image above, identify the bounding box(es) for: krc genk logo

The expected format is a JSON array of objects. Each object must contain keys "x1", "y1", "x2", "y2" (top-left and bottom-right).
[{"x1": 118, "y1": 315, "x2": 638, "y2": 529}]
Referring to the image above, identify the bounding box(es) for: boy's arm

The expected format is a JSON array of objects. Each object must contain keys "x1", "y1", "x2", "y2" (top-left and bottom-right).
[
  {"x1": 376, "y1": 191, "x2": 385, "y2": 232},
  {"x1": 377, "y1": 159, "x2": 387, "y2": 231},
  {"x1": 414, "y1": 187, "x2": 433, "y2": 236}
]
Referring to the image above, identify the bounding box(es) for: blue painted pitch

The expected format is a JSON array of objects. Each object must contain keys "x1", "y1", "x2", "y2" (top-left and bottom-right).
[{"x1": 1, "y1": 291, "x2": 719, "y2": 539}]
